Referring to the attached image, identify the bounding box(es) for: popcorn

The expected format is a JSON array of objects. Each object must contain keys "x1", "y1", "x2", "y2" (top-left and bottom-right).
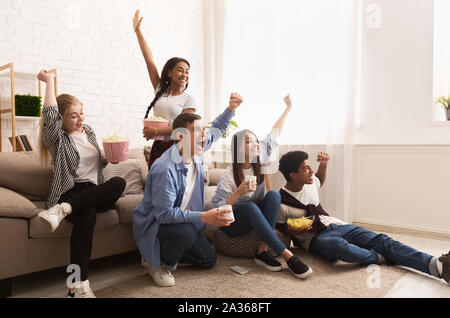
[
  {"x1": 144, "y1": 116, "x2": 169, "y2": 122},
  {"x1": 287, "y1": 217, "x2": 313, "y2": 231},
  {"x1": 102, "y1": 135, "x2": 129, "y2": 163},
  {"x1": 102, "y1": 134, "x2": 129, "y2": 143}
]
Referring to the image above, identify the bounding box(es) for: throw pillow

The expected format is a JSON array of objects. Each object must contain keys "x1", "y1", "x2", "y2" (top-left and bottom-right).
[{"x1": 104, "y1": 159, "x2": 144, "y2": 195}]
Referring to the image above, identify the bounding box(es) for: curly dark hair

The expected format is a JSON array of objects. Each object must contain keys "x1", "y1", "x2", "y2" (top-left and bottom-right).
[{"x1": 279, "y1": 151, "x2": 309, "y2": 181}]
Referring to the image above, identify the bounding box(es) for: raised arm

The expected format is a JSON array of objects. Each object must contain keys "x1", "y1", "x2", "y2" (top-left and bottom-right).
[
  {"x1": 204, "y1": 93, "x2": 243, "y2": 151},
  {"x1": 133, "y1": 10, "x2": 160, "y2": 90},
  {"x1": 315, "y1": 152, "x2": 330, "y2": 187},
  {"x1": 37, "y1": 70, "x2": 61, "y2": 148},
  {"x1": 37, "y1": 70, "x2": 57, "y2": 107},
  {"x1": 269, "y1": 94, "x2": 292, "y2": 140}
]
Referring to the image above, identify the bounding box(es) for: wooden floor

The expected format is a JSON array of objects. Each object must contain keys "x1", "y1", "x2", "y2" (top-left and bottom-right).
[{"x1": 8, "y1": 227, "x2": 450, "y2": 298}]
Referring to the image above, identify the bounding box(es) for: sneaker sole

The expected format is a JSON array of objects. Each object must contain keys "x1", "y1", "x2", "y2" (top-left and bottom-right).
[
  {"x1": 254, "y1": 258, "x2": 283, "y2": 272},
  {"x1": 38, "y1": 211, "x2": 57, "y2": 232},
  {"x1": 150, "y1": 277, "x2": 175, "y2": 287},
  {"x1": 288, "y1": 267, "x2": 313, "y2": 279}
]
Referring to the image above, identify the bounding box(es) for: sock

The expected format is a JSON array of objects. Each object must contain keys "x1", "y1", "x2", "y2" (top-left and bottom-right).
[
  {"x1": 377, "y1": 253, "x2": 386, "y2": 264},
  {"x1": 428, "y1": 256, "x2": 441, "y2": 278},
  {"x1": 60, "y1": 203, "x2": 72, "y2": 215},
  {"x1": 437, "y1": 259, "x2": 443, "y2": 276}
]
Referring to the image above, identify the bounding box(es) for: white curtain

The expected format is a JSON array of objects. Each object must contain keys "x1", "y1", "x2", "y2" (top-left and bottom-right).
[
  {"x1": 433, "y1": 0, "x2": 450, "y2": 121},
  {"x1": 209, "y1": 0, "x2": 360, "y2": 222}
]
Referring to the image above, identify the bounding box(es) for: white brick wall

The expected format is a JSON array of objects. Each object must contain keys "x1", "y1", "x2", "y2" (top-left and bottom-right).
[{"x1": 0, "y1": 0, "x2": 205, "y2": 151}]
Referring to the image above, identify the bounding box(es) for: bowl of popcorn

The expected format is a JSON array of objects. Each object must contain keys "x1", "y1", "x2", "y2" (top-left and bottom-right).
[
  {"x1": 287, "y1": 217, "x2": 313, "y2": 234},
  {"x1": 102, "y1": 134, "x2": 129, "y2": 163},
  {"x1": 144, "y1": 116, "x2": 169, "y2": 140}
]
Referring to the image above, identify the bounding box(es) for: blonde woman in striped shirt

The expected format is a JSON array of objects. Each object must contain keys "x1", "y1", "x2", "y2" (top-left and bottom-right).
[{"x1": 37, "y1": 70, "x2": 126, "y2": 298}]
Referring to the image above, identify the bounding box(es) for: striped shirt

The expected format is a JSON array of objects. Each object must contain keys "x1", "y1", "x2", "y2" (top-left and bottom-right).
[{"x1": 42, "y1": 105, "x2": 105, "y2": 208}]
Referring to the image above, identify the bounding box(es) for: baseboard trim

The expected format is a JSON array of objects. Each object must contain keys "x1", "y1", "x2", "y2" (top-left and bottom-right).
[{"x1": 353, "y1": 220, "x2": 450, "y2": 240}]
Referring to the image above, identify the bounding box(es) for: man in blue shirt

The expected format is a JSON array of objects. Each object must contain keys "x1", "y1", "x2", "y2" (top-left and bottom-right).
[{"x1": 133, "y1": 93, "x2": 243, "y2": 287}]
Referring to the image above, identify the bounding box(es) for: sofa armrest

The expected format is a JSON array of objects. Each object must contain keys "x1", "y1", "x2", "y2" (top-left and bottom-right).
[{"x1": 0, "y1": 187, "x2": 40, "y2": 219}]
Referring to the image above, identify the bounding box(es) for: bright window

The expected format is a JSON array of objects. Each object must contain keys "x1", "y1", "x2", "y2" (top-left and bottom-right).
[{"x1": 217, "y1": 0, "x2": 358, "y2": 144}]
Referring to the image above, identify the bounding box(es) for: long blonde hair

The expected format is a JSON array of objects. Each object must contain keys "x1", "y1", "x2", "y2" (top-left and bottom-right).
[{"x1": 38, "y1": 94, "x2": 83, "y2": 166}]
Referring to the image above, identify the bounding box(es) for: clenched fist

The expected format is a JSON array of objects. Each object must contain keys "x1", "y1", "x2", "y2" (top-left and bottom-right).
[
  {"x1": 227, "y1": 93, "x2": 243, "y2": 112},
  {"x1": 37, "y1": 70, "x2": 53, "y2": 83},
  {"x1": 283, "y1": 94, "x2": 292, "y2": 108},
  {"x1": 316, "y1": 152, "x2": 330, "y2": 164}
]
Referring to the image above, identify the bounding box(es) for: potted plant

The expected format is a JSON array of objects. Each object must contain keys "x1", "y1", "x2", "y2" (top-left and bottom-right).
[
  {"x1": 436, "y1": 95, "x2": 450, "y2": 121},
  {"x1": 206, "y1": 120, "x2": 239, "y2": 139},
  {"x1": 15, "y1": 94, "x2": 42, "y2": 117}
]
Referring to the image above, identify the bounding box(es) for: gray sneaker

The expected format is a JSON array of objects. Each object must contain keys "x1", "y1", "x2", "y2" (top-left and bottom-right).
[{"x1": 438, "y1": 251, "x2": 450, "y2": 284}]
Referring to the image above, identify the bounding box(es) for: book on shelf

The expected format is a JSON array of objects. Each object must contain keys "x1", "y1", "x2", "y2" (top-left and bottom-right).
[
  {"x1": 8, "y1": 135, "x2": 33, "y2": 152},
  {"x1": 9, "y1": 136, "x2": 25, "y2": 151},
  {"x1": 19, "y1": 135, "x2": 33, "y2": 151}
]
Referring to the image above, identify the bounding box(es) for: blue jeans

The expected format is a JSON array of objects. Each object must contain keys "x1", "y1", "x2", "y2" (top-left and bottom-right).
[
  {"x1": 309, "y1": 224, "x2": 433, "y2": 274},
  {"x1": 220, "y1": 190, "x2": 286, "y2": 255},
  {"x1": 158, "y1": 223, "x2": 217, "y2": 269}
]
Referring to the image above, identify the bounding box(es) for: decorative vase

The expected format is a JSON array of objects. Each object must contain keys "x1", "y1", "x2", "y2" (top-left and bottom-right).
[{"x1": 447, "y1": 108, "x2": 450, "y2": 121}]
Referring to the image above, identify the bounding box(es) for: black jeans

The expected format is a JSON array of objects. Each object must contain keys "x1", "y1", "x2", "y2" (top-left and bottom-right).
[
  {"x1": 158, "y1": 223, "x2": 217, "y2": 269},
  {"x1": 58, "y1": 177, "x2": 126, "y2": 281}
]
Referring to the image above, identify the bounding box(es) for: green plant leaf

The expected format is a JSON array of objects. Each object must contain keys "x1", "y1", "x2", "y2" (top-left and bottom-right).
[{"x1": 15, "y1": 94, "x2": 42, "y2": 117}]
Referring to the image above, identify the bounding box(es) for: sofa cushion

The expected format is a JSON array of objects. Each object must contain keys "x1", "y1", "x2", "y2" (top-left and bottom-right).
[
  {"x1": 205, "y1": 186, "x2": 217, "y2": 211},
  {"x1": 114, "y1": 194, "x2": 143, "y2": 224},
  {"x1": 208, "y1": 168, "x2": 226, "y2": 186},
  {"x1": 29, "y1": 209, "x2": 120, "y2": 238},
  {"x1": 0, "y1": 151, "x2": 52, "y2": 201},
  {"x1": 104, "y1": 159, "x2": 145, "y2": 195},
  {"x1": 127, "y1": 148, "x2": 148, "y2": 183},
  {"x1": 0, "y1": 187, "x2": 40, "y2": 219}
]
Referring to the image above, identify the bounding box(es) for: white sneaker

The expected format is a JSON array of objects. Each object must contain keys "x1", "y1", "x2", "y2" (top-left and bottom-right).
[
  {"x1": 142, "y1": 258, "x2": 175, "y2": 287},
  {"x1": 38, "y1": 204, "x2": 70, "y2": 232},
  {"x1": 67, "y1": 280, "x2": 96, "y2": 298}
]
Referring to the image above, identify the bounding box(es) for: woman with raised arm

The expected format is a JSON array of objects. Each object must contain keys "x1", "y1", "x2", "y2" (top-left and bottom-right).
[
  {"x1": 133, "y1": 10, "x2": 197, "y2": 170},
  {"x1": 36, "y1": 70, "x2": 126, "y2": 298},
  {"x1": 211, "y1": 95, "x2": 313, "y2": 279}
]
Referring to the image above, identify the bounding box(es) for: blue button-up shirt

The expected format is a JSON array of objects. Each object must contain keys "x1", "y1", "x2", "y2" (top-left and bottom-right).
[{"x1": 133, "y1": 108, "x2": 234, "y2": 268}]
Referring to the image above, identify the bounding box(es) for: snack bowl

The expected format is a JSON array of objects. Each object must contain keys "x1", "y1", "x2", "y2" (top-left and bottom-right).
[
  {"x1": 144, "y1": 116, "x2": 169, "y2": 140},
  {"x1": 287, "y1": 217, "x2": 313, "y2": 234},
  {"x1": 102, "y1": 135, "x2": 129, "y2": 163}
]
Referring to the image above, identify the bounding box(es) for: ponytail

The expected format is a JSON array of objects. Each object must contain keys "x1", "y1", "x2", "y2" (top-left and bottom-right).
[{"x1": 144, "y1": 87, "x2": 167, "y2": 119}]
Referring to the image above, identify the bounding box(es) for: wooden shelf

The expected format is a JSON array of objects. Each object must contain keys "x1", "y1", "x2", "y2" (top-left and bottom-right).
[
  {"x1": 14, "y1": 116, "x2": 41, "y2": 121},
  {"x1": 0, "y1": 71, "x2": 36, "y2": 80},
  {"x1": 0, "y1": 63, "x2": 57, "y2": 152}
]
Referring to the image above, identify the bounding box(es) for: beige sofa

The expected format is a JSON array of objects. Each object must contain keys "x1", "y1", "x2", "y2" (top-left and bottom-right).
[{"x1": 0, "y1": 147, "x2": 225, "y2": 297}]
